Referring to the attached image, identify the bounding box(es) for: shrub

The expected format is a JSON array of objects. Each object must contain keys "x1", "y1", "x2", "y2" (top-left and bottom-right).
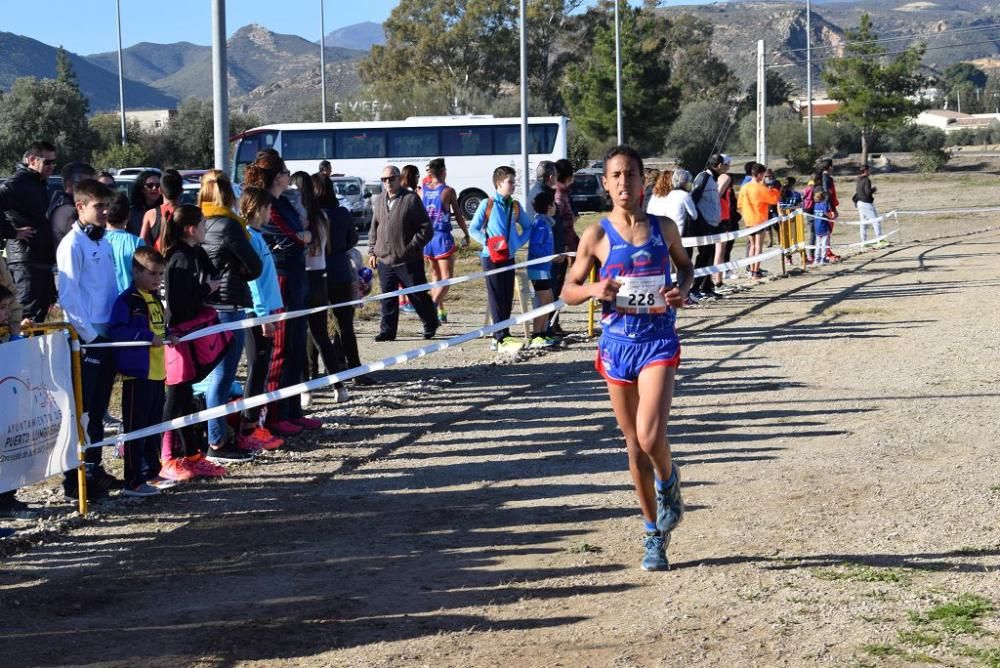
[{"x1": 913, "y1": 148, "x2": 950, "y2": 172}]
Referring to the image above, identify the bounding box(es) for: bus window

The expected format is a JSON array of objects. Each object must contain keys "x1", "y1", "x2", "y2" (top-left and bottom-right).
[
  {"x1": 529, "y1": 124, "x2": 558, "y2": 153},
  {"x1": 493, "y1": 126, "x2": 521, "y2": 155},
  {"x1": 234, "y1": 130, "x2": 277, "y2": 183},
  {"x1": 336, "y1": 130, "x2": 387, "y2": 159},
  {"x1": 282, "y1": 130, "x2": 335, "y2": 161},
  {"x1": 441, "y1": 127, "x2": 492, "y2": 156},
  {"x1": 388, "y1": 128, "x2": 438, "y2": 158}
]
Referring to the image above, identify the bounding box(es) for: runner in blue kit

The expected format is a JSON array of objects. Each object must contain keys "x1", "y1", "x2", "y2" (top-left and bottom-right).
[
  {"x1": 562, "y1": 145, "x2": 694, "y2": 571},
  {"x1": 422, "y1": 158, "x2": 470, "y2": 323}
]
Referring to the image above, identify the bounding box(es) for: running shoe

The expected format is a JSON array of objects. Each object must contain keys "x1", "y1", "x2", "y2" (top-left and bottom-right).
[
  {"x1": 0, "y1": 497, "x2": 39, "y2": 519},
  {"x1": 497, "y1": 336, "x2": 525, "y2": 354},
  {"x1": 641, "y1": 532, "x2": 669, "y2": 571},
  {"x1": 401, "y1": 302, "x2": 416, "y2": 314},
  {"x1": 147, "y1": 476, "x2": 179, "y2": 490},
  {"x1": 122, "y1": 482, "x2": 160, "y2": 498},
  {"x1": 300, "y1": 391, "x2": 313, "y2": 409},
  {"x1": 236, "y1": 432, "x2": 265, "y2": 452},
  {"x1": 335, "y1": 387, "x2": 351, "y2": 403},
  {"x1": 187, "y1": 454, "x2": 227, "y2": 478},
  {"x1": 874, "y1": 240, "x2": 890, "y2": 249},
  {"x1": 159, "y1": 458, "x2": 196, "y2": 482},
  {"x1": 269, "y1": 420, "x2": 304, "y2": 437},
  {"x1": 292, "y1": 416, "x2": 323, "y2": 431},
  {"x1": 352, "y1": 374, "x2": 377, "y2": 386},
  {"x1": 655, "y1": 462, "x2": 684, "y2": 535},
  {"x1": 205, "y1": 442, "x2": 255, "y2": 464},
  {"x1": 91, "y1": 466, "x2": 125, "y2": 491},
  {"x1": 437, "y1": 308, "x2": 448, "y2": 323},
  {"x1": 249, "y1": 426, "x2": 284, "y2": 450},
  {"x1": 529, "y1": 335, "x2": 558, "y2": 348}
]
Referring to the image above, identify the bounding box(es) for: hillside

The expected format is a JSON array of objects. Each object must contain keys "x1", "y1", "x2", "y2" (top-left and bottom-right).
[
  {"x1": 86, "y1": 41, "x2": 210, "y2": 86},
  {"x1": 0, "y1": 32, "x2": 177, "y2": 111},
  {"x1": 660, "y1": 0, "x2": 1000, "y2": 92},
  {"x1": 323, "y1": 22, "x2": 386, "y2": 51}
]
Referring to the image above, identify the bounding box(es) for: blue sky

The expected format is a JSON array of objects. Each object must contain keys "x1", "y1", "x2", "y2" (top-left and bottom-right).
[
  {"x1": 2, "y1": 0, "x2": 671, "y2": 55},
  {"x1": 2, "y1": 0, "x2": 399, "y2": 55}
]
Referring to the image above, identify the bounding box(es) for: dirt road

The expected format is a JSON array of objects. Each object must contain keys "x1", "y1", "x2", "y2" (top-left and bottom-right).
[{"x1": 2, "y1": 222, "x2": 1000, "y2": 667}]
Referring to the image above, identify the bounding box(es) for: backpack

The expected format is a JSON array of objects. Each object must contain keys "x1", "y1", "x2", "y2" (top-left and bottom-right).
[{"x1": 483, "y1": 197, "x2": 520, "y2": 263}]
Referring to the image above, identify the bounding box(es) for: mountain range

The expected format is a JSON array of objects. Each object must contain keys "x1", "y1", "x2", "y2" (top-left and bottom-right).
[{"x1": 0, "y1": 3, "x2": 996, "y2": 122}]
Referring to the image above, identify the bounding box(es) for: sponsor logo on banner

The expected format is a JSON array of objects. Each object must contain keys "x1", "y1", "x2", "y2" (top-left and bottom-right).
[{"x1": 0, "y1": 333, "x2": 79, "y2": 493}]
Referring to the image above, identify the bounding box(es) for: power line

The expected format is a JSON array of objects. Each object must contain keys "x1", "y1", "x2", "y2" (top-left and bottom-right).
[{"x1": 773, "y1": 22, "x2": 1000, "y2": 56}]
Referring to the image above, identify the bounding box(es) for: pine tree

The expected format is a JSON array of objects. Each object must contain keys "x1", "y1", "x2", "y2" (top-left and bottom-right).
[{"x1": 822, "y1": 14, "x2": 927, "y2": 166}]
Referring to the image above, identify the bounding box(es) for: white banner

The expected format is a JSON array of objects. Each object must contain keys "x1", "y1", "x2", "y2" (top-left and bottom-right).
[{"x1": 0, "y1": 332, "x2": 79, "y2": 493}]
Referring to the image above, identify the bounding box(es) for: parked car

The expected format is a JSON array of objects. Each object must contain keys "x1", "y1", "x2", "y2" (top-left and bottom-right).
[
  {"x1": 571, "y1": 169, "x2": 610, "y2": 212},
  {"x1": 115, "y1": 167, "x2": 161, "y2": 180},
  {"x1": 333, "y1": 176, "x2": 371, "y2": 231}
]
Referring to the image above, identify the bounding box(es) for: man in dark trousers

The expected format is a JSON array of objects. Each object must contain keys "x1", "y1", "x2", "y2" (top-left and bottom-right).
[
  {"x1": 854, "y1": 164, "x2": 883, "y2": 245},
  {"x1": 0, "y1": 141, "x2": 59, "y2": 323},
  {"x1": 367, "y1": 165, "x2": 439, "y2": 341}
]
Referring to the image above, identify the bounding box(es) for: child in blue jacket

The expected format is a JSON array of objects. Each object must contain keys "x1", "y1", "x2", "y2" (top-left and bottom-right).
[
  {"x1": 107, "y1": 247, "x2": 176, "y2": 496},
  {"x1": 469, "y1": 166, "x2": 533, "y2": 354},
  {"x1": 527, "y1": 188, "x2": 558, "y2": 348}
]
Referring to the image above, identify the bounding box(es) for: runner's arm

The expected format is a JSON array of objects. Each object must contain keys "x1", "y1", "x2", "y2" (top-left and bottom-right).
[
  {"x1": 445, "y1": 187, "x2": 470, "y2": 242},
  {"x1": 561, "y1": 223, "x2": 618, "y2": 306}
]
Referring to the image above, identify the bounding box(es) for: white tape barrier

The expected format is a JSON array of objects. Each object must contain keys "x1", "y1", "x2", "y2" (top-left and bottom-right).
[
  {"x1": 88, "y1": 299, "x2": 565, "y2": 449},
  {"x1": 803, "y1": 228, "x2": 901, "y2": 250},
  {"x1": 894, "y1": 206, "x2": 1000, "y2": 216},
  {"x1": 681, "y1": 213, "x2": 792, "y2": 247},
  {"x1": 82, "y1": 252, "x2": 572, "y2": 349},
  {"x1": 802, "y1": 210, "x2": 895, "y2": 227}
]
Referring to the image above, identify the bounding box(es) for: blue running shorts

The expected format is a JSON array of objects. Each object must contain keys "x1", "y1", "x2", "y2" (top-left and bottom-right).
[
  {"x1": 595, "y1": 335, "x2": 681, "y2": 385},
  {"x1": 424, "y1": 232, "x2": 456, "y2": 260}
]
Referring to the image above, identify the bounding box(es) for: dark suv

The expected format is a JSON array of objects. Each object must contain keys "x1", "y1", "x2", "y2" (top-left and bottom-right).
[{"x1": 570, "y1": 170, "x2": 610, "y2": 212}]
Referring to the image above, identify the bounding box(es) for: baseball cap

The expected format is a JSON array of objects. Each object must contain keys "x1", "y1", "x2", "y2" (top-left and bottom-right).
[{"x1": 720, "y1": 154, "x2": 733, "y2": 165}]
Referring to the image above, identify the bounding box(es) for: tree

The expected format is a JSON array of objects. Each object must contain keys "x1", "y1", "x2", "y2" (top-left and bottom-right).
[
  {"x1": 56, "y1": 46, "x2": 81, "y2": 91},
  {"x1": 561, "y1": 1, "x2": 680, "y2": 155},
  {"x1": 941, "y1": 63, "x2": 988, "y2": 91},
  {"x1": 663, "y1": 14, "x2": 740, "y2": 104},
  {"x1": 765, "y1": 70, "x2": 797, "y2": 108},
  {"x1": 0, "y1": 77, "x2": 97, "y2": 171},
  {"x1": 666, "y1": 100, "x2": 731, "y2": 172},
  {"x1": 822, "y1": 13, "x2": 927, "y2": 165},
  {"x1": 160, "y1": 98, "x2": 260, "y2": 169}
]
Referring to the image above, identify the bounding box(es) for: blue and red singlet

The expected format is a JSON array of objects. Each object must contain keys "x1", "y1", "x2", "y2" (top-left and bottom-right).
[
  {"x1": 422, "y1": 183, "x2": 456, "y2": 259},
  {"x1": 595, "y1": 214, "x2": 681, "y2": 385}
]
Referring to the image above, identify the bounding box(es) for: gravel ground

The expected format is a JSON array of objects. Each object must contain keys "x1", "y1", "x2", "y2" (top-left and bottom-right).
[{"x1": 1, "y1": 192, "x2": 999, "y2": 667}]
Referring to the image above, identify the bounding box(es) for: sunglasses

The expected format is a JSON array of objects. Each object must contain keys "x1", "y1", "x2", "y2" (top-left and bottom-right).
[
  {"x1": 42, "y1": 159, "x2": 57, "y2": 166},
  {"x1": 144, "y1": 182, "x2": 161, "y2": 190},
  {"x1": 380, "y1": 175, "x2": 399, "y2": 183}
]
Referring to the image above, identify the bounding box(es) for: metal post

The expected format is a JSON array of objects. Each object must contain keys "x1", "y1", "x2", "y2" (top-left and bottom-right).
[
  {"x1": 115, "y1": 0, "x2": 126, "y2": 146},
  {"x1": 614, "y1": 0, "x2": 624, "y2": 145},
  {"x1": 806, "y1": 0, "x2": 813, "y2": 146},
  {"x1": 211, "y1": 0, "x2": 230, "y2": 173},
  {"x1": 319, "y1": 0, "x2": 327, "y2": 123},
  {"x1": 756, "y1": 40, "x2": 767, "y2": 165},
  {"x1": 519, "y1": 0, "x2": 529, "y2": 205}
]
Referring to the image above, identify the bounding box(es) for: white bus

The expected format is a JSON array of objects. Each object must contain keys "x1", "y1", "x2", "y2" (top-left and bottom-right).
[{"x1": 230, "y1": 115, "x2": 568, "y2": 218}]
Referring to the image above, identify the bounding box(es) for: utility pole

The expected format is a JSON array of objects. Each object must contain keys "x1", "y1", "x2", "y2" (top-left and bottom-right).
[
  {"x1": 614, "y1": 0, "x2": 624, "y2": 145},
  {"x1": 519, "y1": 0, "x2": 529, "y2": 205},
  {"x1": 806, "y1": 0, "x2": 813, "y2": 146},
  {"x1": 115, "y1": 0, "x2": 126, "y2": 146},
  {"x1": 319, "y1": 0, "x2": 327, "y2": 122},
  {"x1": 211, "y1": 0, "x2": 229, "y2": 172},
  {"x1": 757, "y1": 40, "x2": 767, "y2": 165}
]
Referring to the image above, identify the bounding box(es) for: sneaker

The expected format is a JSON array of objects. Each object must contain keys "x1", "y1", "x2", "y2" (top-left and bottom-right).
[
  {"x1": 248, "y1": 426, "x2": 284, "y2": 451},
  {"x1": 187, "y1": 454, "x2": 227, "y2": 478},
  {"x1": 489, "y1": 338, "x2": 500, "y2": 351},
  {"x1": 550, "y1": 323, "x2": 567, "y2": 337},
  {"x1": 715, "y1": 283, "x2": 736, "y2": 295},
  {"x1": 352, "y1": 374, "x2": 377, "y2": 386},
  {"x1": 641, "y1": 532, "x2": 670, "y2": 571},
  {"x1": 300, "y1": 391, "x2": 312, "y2": 409},
  {"x1": 159, "y1": 458, "x2": 196, "y2": 482},
  {"x1": 437, "y1": 308, "x2": 448, "y2": 323},
  {"x1": 147, "y1": 476, "x2": 179, "y2": 490},
  {"x1": 103, "y1": 412, "x2": 123, "y2": 434},
  {"x1": 292, "y1": 416, "x2": 323, "y2": 430},
  {"x1": 91, "y1": 466, "x2": 125, "y2": 491},
  {"x1": 269, "y1": 420, "x2": 304, "y2": 437},
  {"x1": 122, "y1": 482, "x2": 160, "y2": 498},
  {"x1": 374, "y1": 332, "x2": 395, "y2": 342},
  {"x1": 656, "y1": 462, "x2": 685, "y2": 534},
  {"x1": 874, "y1": 240, "x2": 890, "y2": 249},
  {"x1": 682, "y1": 296, "x2": 699, "y2": 308},
  {"x1": 0, "y1": 497, "x2": 38, "y2": 519},
  {"x1": 335, "y1": 386, "x2": 351, "y2": 403},
  {"x1": 497, "y1": 336, "x2": 525, "y2": 355},
  {"x1": 401, "y1": 302, "x2": 416, "y2": 314},
  {"x1": 62, "y1": 477, "x2": 110, "y2": 503},
  {"x1": 422, "y1": 323, "x2": 439, "y2": 340},
  {"x1": 529, "y1": 335, "x2": 557, "y2": 348},
  {"x1": 703, "y1": 289, "x2": 724, "y2": 300},
  {"x1": 206, "y1": 442, "x2": 255, "y2": 463},
  {"x1": 236, "y1": 432, "x2": 266, "y2": 452}
]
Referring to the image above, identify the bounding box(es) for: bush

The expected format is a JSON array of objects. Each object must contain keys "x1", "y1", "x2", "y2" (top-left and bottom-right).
[
  {"x1": 567, "y1": 125, "x2": 590, "y2": 170},
  {"x1": 913, "y1": 148, "x2": 951, "y2": 173},
  {"x1": 946, "y1": 129, "x2": 977, "y2": 147}
]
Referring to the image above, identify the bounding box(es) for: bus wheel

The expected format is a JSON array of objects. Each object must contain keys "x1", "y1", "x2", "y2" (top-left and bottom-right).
[{"x1": 459, "y1": 190, "x2": 487, "y2": 220}]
